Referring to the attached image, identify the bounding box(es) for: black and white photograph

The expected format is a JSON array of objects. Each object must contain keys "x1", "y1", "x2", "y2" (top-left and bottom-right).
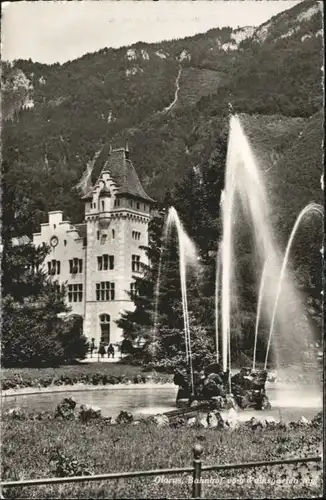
[{"x1": 1, "y1": 0, "x2": 324, "y2": 498}]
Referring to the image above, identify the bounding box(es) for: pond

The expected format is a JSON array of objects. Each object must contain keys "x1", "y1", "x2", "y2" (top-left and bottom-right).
[{"x1": 2, "y1": 382, "x2": 322, "y2": 421}]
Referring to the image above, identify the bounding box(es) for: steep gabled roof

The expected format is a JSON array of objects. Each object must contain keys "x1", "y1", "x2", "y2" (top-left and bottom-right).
[{"x1": 90, "y1": 144, "x2": 154, "y2": 203}]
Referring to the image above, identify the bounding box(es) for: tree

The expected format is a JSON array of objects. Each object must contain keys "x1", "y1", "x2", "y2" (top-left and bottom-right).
[
  {"x1": 1, "y1": 241, "x2": 88, "y2": 367},
  {"x1": 59, "y1": 315, "x2": 89, "y2": 364}
]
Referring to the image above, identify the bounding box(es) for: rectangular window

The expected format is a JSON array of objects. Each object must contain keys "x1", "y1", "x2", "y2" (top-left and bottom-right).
[
  {"x1": 114, "y1": 198, "x2": 120, "y2": 207},
  {"x1": 68, "y1": 284, "x2": 83, "y2": 302},
  {"x1": 136, "y1": 202, "x2": 140, "y2": 209},
  {"x1": 132, "y1": 255, "x2": 141, "y2": 272},
  {"x1": 129, "y1": 200, "x2": 133, "y2": 208},
  {"x1": 130, "y1": 282, "x2": 138, "y2": 298},
  {"x1": 48, "y1": 260, "x2": 60, "y2": 275},
  {"x1": 97, "y1": 231, "x2": 100, "y2": 240},
  {"x1": 69, "y1": 258, "x2": 83, "y2": 274},
  {"x1": 98, "y1": 255, "x2": 114, "y2": 271},
  {"x1": 55, "y1": 284, "x2": 66, "y2": 299},
  {"x1": 132, "y1": 231, "x2": 141, "y2": 240},
  {"x1": 96, "y1": 282, "x2": 115, "y2": 301}
]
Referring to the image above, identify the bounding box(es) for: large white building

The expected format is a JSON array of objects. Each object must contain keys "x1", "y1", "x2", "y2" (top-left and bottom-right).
[{"x1": 32, "y1": 143, "x2": 153, "y2": 347}]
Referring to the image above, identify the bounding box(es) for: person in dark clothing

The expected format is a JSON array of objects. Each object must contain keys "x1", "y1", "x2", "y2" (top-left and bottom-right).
[
  {"x1": 107, "y1": 343, "x2": 115, "y2": 358},
  {"x1": 99, "y1": 343, "x2": 106, "y2": 358},
  {"x1": 90, "y1": 338, "x2": 95, "y2": 358}
]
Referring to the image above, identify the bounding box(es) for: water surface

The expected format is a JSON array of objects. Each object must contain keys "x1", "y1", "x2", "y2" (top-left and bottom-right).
[{"x1": 3, "y1": 384, "x2": 321, "y2": 421}]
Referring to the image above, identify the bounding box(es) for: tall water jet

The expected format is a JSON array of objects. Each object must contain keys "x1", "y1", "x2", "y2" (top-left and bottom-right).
[
  {"x1": 151, "y1": 245, "x2": 166, "y2": 359},
  {"x1": 221, "y1": 142, "x2": 237, "y2": 373},
  {"x1": 164, "y1": 207, "x2": 200, "y2": 394},
  {"x1": 215, "y1": 246, "x2": 221, "y2": 363},
  {"x1": 221, "y1": 114, "x2": 321, "y2": 383},
  {"x1": 253, "y1": 260, "x2": 269, "y2": 372},
  {"x1": 264, "y1": 203, "x2": 323, "y2": 369}
]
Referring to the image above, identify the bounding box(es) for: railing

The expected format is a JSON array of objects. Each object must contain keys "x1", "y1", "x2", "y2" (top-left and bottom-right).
[{"x1": 1, "y1": 445, "x2": 321, "y2": 499}]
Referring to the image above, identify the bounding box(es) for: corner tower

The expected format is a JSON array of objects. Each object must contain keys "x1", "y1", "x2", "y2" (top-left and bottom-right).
[{"x1": 82, "y1": 141, "x2": 154, "y2": 347}]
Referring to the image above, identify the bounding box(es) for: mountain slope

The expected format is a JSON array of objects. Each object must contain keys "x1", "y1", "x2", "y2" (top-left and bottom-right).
[{"x1": 2, "y1": 0, "x2": 323, "y2": 237}]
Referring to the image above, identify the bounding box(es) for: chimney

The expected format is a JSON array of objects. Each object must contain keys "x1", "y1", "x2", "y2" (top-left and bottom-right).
[{"x1": 125, "y1": 139, "x2": 129, "y2": 159}]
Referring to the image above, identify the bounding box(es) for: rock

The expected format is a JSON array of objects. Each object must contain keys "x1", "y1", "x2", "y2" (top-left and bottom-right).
[
  {"x1": 247, "y1": 417, "x2": 263, "y2": 430},
  {"x1": 209, "y1": 396, "x2": 224, "y2": 410},
  {"x1": 103, "y1": 416, "x2": 116, "y2": 425},
  {"x1": 276, "y1": 420, "x2": 288, "y2": 430},
  {"x1": 207, "y1": 411, "x2": 223, "y2": 429},
  {"x1": 299, "y1": 416, "x2": 310, "y2": 425},
  {"x1": 199, "y1": 417, "x2": 208, "y2": 428},
  {"x1": 228, "y1": 419, "x2": 239, "y2": 430},
  {"x1": 79, "y1": 404, "x2": 102, "y2": 422},
  {"x1": 225, "y1": 394, "x2": 238, "y2": 410},
  {"x1": 116, "y1": 411, "x2": 134, "y2": 424},
  {"x1": 265, "y1": 416, "x2": 277, "y2": 428},
  {"x1": 55, "y1": 398, "x2": 77, "y2": 420},
  {"x1": 152, "y1": 414, "x2": 169, "y2": 427},
  {"x1": 132, "y1": 421, "x2": 140, "y2": 425},
  {"x1": 190, "y1": 400, "x2": 200, "y2": 409},
  {"x1": 312, "y1": 411, "x2": 322, "y2": 427},
  {"x1": 7, "y1": 407, "x2": 26, "y2": 420},
  {"x1": 187, "y1": 417, "x2": 197, "y2": 427},
  {"x1": 202, "y1": 380, "x2": 220, "y2": 399},
  {"x1": 62, "y1": 397, "x2": 77, "y2": 409},
  {"x1": 133, "y1": 375, "x2": 140, "y2": 384}
]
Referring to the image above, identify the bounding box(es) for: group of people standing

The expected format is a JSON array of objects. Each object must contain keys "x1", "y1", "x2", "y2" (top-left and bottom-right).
[{"x1": 90, "y1": 338, "x2": 115, "y2": 358}]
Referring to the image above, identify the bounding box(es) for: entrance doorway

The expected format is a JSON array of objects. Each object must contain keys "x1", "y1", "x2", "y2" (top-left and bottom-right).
[{"x1": 99, "y1": 314, "x2": 110, "y2": 344}]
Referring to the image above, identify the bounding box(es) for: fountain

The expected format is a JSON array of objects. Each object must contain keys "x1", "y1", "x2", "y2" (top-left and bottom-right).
[
  {"x1": 219, "y1": 115, "x2": 323, "y2": 380},
  {"x1": 253, "y1": 260, "x2": 269, "y2": 372},
  {"x1": 264, "y1": 203, "x2": 324, "y2": 369},
  {"x1": 160, "y1": 114, "x2": 322, "y2": 413},
  {"x1": 153, "y1": 207, "x2": 200, "y2": 396}
]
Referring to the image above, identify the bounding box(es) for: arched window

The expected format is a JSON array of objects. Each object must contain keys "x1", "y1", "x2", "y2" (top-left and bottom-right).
[{"x1": 99, "y1": 314, "x2": 110, "y2": 344}]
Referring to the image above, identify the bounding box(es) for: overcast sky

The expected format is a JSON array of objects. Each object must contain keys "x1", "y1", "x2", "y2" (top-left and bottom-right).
[{"x1": 2, "y1": 0, "x2": 301, "y2": 65}]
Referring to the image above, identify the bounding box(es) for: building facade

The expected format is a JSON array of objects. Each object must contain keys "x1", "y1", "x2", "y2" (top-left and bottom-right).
[{"x1": 32, "y1": 143, "x2": 153, "y2": 347}]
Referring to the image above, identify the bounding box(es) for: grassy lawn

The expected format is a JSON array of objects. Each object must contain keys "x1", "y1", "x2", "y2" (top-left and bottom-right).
[
  {"x1": 2, "y1": 416, "x2": 322, "y2": 499},
  {"x1": 2, "y1": 364, "x2": 172, "y2": 391}
]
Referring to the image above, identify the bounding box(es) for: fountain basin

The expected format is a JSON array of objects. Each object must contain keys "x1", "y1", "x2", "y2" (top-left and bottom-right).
[
  {"x1": 174, "y1": 365, "x2": 273, "y2": 411},
  {"x1": 2, "y1": 382, "x2": 321, "y2": 423}
]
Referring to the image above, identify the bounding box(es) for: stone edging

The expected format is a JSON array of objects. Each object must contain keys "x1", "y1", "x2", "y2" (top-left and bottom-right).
[{"x1": 2, "y1": 382, "x2": 176, "y2": 398}]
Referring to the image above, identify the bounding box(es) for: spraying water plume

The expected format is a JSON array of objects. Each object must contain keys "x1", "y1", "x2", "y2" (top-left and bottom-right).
[
  {"x1": 152, "y1": 207, "x2": 200, "y2": 394},
  {"x1": 264, "y1": 203, "x2": 324, "y2": 369},
  {"x1": 218, "y1": 114, "x2": 323, "y2": 385}
]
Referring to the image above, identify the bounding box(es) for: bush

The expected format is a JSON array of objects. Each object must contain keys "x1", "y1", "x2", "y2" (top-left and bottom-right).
[
  {"x1": 59, "y1": 315, "x2": 89, "y2": 364},
  {"x1": 1, "y1": 303, "x2": 65, "y2": 368}
]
